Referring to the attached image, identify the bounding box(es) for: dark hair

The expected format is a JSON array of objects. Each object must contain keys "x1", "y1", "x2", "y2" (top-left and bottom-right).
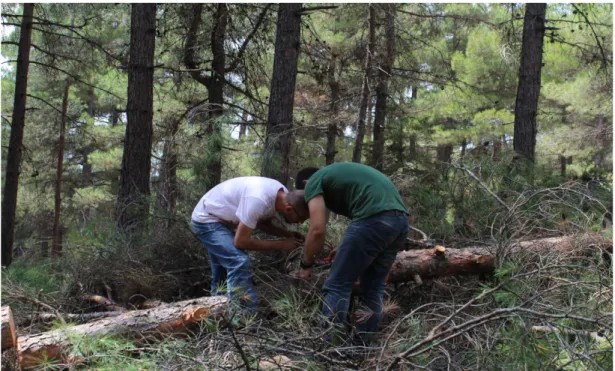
[{"x1": 295, "y1": 167, "x2": 320, "y2": 190}]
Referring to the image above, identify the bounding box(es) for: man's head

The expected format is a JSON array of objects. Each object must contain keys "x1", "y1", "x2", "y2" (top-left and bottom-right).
[
  {"x1": 280, "y1": 190, "x2": 309, "y2": 223},
  {"x1": 295, "y1": 167, "x2": 320, "y2": 190}
]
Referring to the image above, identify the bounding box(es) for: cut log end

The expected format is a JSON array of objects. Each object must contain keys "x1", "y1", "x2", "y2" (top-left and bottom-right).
[
  {"x1": 1, "y1": 306, "x2": 17, "y2": 351},
  {"x1": 435, "y1": 245, "x2": 446, "y2": 257},
  {"x1": 412, "y1": 273, "x2": 423, "y2": 286}
]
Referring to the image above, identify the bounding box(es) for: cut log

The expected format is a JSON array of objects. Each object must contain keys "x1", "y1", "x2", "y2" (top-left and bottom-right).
[
  {"x1": 389, "y1": 233, "x2": 611, "y2": 282},
  {"x1": 301, "y1": 234, "x2": 611, "y2": 288},
  {"x1": 1, "y1": 306, "x2": 17, "y2": 350},
  {"x1": 17, "y1": 296, "x2": 228, "y2": 369},
  {"x1": 17, "y1": 311, "x2": 125, "y2": 327}
]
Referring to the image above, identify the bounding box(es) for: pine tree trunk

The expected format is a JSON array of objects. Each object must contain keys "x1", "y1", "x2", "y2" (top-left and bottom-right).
[
  {"x1": 435, "y1": 144, "x2": 453, "y2": 168},
  {"x1": 513, "y1": 3, "x2": 546, "y2": 163},
  {"x1": 366, "y1": 96, "x2": 373, "y2": 141},
  {"x1": 157, "y1": 137, "x2": 178, "y2": 221},
  {"x1": 352, "y1": 4, "x2": 376, "y2": 164},
  {"x1": 1, "y1": 3, "x2": 34, "y2": 267},
  {"x1": 183, "y1": 4, "x2": 227, "y2": 189},
  {"x1": 52, "y1": 80, "x2": 70, "y2": 258},
  {"x1": 116, "y1": 4, "x2": 156, "y2": 232},
  {"x1": 262, "y1": 3, "x2": 302, "y2": 185},
  {"x1": 371, "y1": 4, "x2": 396, "y2": 171},
  {"x1": 325, "y1": 55, "x2": 339, "y2": 165},
  {"x1": 205, "y1": 3, "x2": 228, "y2": 188},
  {"x1": 239, "y1": 109, "x2": 248, "y2": 139}
]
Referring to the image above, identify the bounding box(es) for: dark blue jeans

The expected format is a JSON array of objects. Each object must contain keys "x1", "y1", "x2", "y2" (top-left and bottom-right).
[
  {"x1": 191, "y1": 221, "x2": 258, "y2": 315},
  {"x1": 322, "y1": 212, "x2": 409, "y2": 343}
]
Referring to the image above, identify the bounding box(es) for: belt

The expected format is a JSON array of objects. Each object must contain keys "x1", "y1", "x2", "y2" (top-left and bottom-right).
[{"x1": 378, "y1": 210, "x2": 409, "y2": 216}]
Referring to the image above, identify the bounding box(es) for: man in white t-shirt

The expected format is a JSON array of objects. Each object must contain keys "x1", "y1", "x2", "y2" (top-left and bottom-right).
[{"x1": 191, "y1": 176, "x2": 306, "y2": 315}]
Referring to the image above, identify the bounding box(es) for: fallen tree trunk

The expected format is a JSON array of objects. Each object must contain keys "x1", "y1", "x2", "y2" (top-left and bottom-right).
[
  {"x1": 16, "y1": 296, "x2": 228, "y2": 369},
  {"x1": 17, "y1": 311, "x2": 125, "y2": 327},
  {"x1": 2, "y1": 306, "x2": 17, "y2": 351},
  {"x1": 302, "y1": 234, "x2": 610, "y2": 288},
  {"x1": 389, "y1": 233, "x2": 611, "y2": 282}
]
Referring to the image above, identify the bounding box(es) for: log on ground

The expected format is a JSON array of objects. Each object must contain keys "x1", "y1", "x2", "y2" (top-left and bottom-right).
[
  {"x1": 1, "y1": 306, "x2": 17, "y2": 350},
  {"x1": 389, "y1": 233, "x2": 611, "y2": 283},
  {"x1": 16, "y1": 295, "x2": 228, "y2": 369}
]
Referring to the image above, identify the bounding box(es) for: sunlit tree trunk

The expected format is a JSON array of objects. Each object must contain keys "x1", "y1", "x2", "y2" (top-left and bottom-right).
[{"x1": 52, "y1": 80, "x2": 70, "y2": 258}]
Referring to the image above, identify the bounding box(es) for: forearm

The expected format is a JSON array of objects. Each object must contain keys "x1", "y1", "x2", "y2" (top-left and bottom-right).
[
  {"x1": 236, "y1": 238, "x2": 285, "y2": 252},
  {"x1": 257, "y1": 221, "x2": 292, "y2": 238},
  {"x1": 302, "y1": 230, "x2": 325, "y2": 265}
]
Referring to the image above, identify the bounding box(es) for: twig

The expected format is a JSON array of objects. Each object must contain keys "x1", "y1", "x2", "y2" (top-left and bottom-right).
[
  {"x1": 453, "y1": 164, "x2": 511, "y2": 212},
  {"x1": 227, "y1": 324, "x2": 251, "y2": 371},
  {"x1": 13, "y1": 295, "x2": 66, "y2": 326}
]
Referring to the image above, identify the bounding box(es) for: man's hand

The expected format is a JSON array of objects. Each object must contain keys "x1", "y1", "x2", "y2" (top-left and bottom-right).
[
  {"x1": 279, "y1": 238, "x2": 302, "y2": 253},
  {"x1": 290, "y1": 231, "x2": 305, "y2": 242},
  {"x1": 299, "y1": 267, "x2": 312, "y2": 280},
  {"x1": 327, "y1": 247, "x2": 338, "y2": 261}
]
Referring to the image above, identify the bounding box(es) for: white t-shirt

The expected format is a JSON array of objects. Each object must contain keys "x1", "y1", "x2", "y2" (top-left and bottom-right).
[{"x1": 191, "y1": 177, "x2": 287, "y2": 229}]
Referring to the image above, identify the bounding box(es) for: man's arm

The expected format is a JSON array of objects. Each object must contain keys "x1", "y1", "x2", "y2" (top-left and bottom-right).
[
  {"x1": 234, "y1": 222, "x2": 300, "y2": 252},
  {"x1": 302, "y1": 195, "x2": 327, "y2": 266},
  {"x1": 256, "y1": 219, "x2": 293, "y2": 238}
]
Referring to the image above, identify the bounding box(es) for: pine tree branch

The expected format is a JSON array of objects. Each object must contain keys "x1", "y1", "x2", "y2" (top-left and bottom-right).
[
  {"x1": 225, "y1": 4, "x2": 271, "y2": 73},
  {"x1": 571, "y1": 4, "x2": 610, "y2": 68},
  {"x1": 5, "y1": 60, "x2": 123, "y2": 99},
  {"x1": 2, "y1": 41, "x2": 83, "y2": 62}
]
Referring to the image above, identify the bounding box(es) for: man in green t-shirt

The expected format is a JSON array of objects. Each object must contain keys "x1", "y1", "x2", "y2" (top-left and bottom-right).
[{"x1": 288, "y1": 162, "x2": 409, "y2": 344}]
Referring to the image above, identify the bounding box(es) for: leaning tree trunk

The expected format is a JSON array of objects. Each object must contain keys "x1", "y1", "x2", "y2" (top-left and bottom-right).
[
  {"x1": 352, "y1": 4, "x2": 376, "y2": 164},
  {"x1": 371, "y1": 4, "x2": 396, "y2": 171},
  {"x1": 261, "y1": 3, "x2": 302, "y2": 186},
  {"x1": 51, "y1": 80, "x2": 70, "y2": 258},
  {"x1": 14, "y1": 296, "x2": 229, "y2": 369},
  {"x1": 1, "y1": 3, "x2": 34, "y2": 267},
  {"x1": 325, "y1": 54, "x2": 340, "y2": 165},
  {"x1": 116, "y1": 4, "x2": 156, "y2": 232},
  {"x1": 513, "y1": 3, "x2": 546, "y2": 163}
]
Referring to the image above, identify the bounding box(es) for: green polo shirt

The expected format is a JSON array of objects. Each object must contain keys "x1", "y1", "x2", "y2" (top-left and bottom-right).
[{"x1": 304, "y1": 162, "x2": 407, "y2": 221}]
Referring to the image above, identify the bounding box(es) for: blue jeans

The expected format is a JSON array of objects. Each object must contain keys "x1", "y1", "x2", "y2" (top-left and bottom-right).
[
  {"x1": 191, "y1": 221, "x2": 258, "y2": 315},
  {"x1": 322, "y1": 212, "x2": 409, "y2": 343}
]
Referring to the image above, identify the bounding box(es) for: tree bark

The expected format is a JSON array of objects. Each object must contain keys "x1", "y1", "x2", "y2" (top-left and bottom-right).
[
  {"x1": 51, "y1": 80, "x2": 70, "y2": 258},
  {"x1": 116, "y1": 4, "x2": 156, "y2": 232},
  {"x1": 513, "y1": 3, "x2": 546, "y2": 163},
  {"x1": 388, "y1": 233, "x2": 610, "y2": 282},
  {"x1": 183, "y1": 4, "x2": 229, "y2": 188},
  {"x1": 15, "y1": 296, "x2": 229, "y2": 369},
  {"x1": 371, "y1": 4, "x2": 396, "y2": 171},
  {"x1": 239, "y1": 109, "x2": 248, "y2": 139},
  {"x1": 366, "y1": 96, "x2": 374, "y2": 142},
  {"x1": 205, "y1": 3, "x2": 228, "y2": 188},
  {"x1": 325, "y1": 54, "x2": 340, "y2": 165},
  {"x1": 2, "y1": 3, "x2": 34, "y2": 267},
  {"x1": 352, "y1": 4, "x2": 376, "y2": 164},
  {"x1": 261, "y1": 4, "x2": 302, "y2": 186},
  {"x1": 1, "y1": 306, "x2": 17, "y2": 351},
  {"x1": 435, "y1": 144, "x2": 453, "y2": 168}
]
